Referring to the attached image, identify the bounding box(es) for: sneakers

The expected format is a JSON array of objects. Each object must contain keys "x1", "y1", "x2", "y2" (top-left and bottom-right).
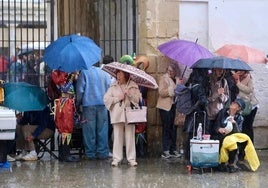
[
  {"x1": 128, "y1": 161, "x2": 138, "y2": 167},
  {"x1": 14, "y1": 150, "x2": 27, "y2": 161},
  {"x1": 217, "y1": 163, "x2": 228, "y2": 172},
  {"x1": 7, "y1": 155, "x2": 16, "y2": 162},
  {"x1": 21, "y1": 151, "x2": 38, "y2": 161},
  {"x1": 237, "y1": 160, "x2": 251, "y2": 171},
  {"x1": 170, "y1": 151, "x2": 181, "y2": 158},
  {"x1": 111, "y1": 160, "x2": 119, "y2": 167},
  {"x1": 227, "y1": 164, "x2": 238, "y2": 173},
  {"x1": 162, "y1": 151, "x2": 181, "y2": 159},
  {"x1": 15, "y1": 153, "x2": 24, "y2": 160},
  {"x1": 161, "y1": 151, "x2": 171, "y2": 159}
]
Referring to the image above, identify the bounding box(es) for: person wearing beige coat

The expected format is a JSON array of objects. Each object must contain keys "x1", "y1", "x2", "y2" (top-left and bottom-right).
[
  {"x1": 233, "y1": 70, "x2": 259, "y2": 143},
  {"x1": 104, "y1": 70, "x2": 141, "y2": 167},
  {"x1": 156, "y1": 63, "x2": 181, "y2": 159}
]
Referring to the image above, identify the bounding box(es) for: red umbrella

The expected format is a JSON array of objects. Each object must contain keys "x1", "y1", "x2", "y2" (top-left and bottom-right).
[
  {"x1": 215, "y1": 44, "x2": 267, "y2": 64},
  {"x1": 0, "y1": 56, "x2": 8, "y2": 72}
]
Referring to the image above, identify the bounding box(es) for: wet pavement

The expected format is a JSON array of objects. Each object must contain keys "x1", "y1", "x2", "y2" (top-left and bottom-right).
[{"x1": 1, "y1": 150, "x2": 268, "y2": 188}]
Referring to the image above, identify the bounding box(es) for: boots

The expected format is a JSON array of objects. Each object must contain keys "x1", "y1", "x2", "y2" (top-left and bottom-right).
[{"x1": 58, "y1": 142, "x2": 79, "y2": 162}]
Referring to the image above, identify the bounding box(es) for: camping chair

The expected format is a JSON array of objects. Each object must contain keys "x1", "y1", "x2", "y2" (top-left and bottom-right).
[{"x1": 34, "y1": 135, "x2": 58, "y2": 159}]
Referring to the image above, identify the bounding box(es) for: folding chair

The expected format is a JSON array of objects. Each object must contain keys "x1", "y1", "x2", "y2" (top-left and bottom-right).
[{"x1": 34, "y1": 136, "x2": 58, "y2": 159}]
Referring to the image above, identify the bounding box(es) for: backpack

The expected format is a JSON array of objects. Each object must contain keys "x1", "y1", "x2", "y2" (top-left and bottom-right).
[{"x1": 175, "y1": 84, "x2": 199, "y2": 115}]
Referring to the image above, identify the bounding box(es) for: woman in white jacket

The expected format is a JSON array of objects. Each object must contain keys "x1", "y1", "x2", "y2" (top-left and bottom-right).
[{"x1": 104, "y1": 70, "x2": 141, "y2": 167}]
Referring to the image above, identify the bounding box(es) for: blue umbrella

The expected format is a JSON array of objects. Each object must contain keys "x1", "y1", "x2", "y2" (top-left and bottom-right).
[
  {"x1": 3, "y1": 82, "x2": 48, "y2": 111},
  {"x1": 43, "y1": 34, "x2": 102, "y2": 73},
  {"x1": 191, "y1": 56, "x2": 253, "y2": 71}
]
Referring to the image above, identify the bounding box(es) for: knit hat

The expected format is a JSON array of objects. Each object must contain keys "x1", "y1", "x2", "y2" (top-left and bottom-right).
[
  {"x1": 119, "y1": 55, "x2": 133, "y2": 65},
  {"x1": 234, "y1": 98, "x2": 245, "y2": 110}
]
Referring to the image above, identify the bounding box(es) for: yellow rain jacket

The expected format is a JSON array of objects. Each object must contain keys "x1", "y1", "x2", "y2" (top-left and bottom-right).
[{"x1": 220, "y1": 133, "x2": 260, "y2": 171}]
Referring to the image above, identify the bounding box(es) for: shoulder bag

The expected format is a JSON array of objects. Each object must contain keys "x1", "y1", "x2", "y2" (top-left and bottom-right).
[
  {"x1": 125, "y1": 101, "x2": 147, "y2": 124},
  {"x1": 242, "y1": 101, "x2": 252, "y2": 116}
]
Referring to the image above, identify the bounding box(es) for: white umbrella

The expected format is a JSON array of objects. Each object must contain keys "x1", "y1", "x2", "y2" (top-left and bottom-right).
[{"x1": 102, "y1": 62, "x2": 158, "y2": 89}]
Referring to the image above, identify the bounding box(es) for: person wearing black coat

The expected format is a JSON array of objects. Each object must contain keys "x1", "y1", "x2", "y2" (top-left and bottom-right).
[{"x1": 183, "y1": 68, "x2": 209, "y2": 162}]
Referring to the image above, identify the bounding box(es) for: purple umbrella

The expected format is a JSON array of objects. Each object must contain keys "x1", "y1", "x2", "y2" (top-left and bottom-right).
[{"x1": 158, "y1": 39, "x2": 214, "y2": 77}]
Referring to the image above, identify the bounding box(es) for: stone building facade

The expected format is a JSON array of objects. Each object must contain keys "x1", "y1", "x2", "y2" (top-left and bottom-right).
[{"x1": 138, "y1": 0, "x2": 268, "y2": 153}]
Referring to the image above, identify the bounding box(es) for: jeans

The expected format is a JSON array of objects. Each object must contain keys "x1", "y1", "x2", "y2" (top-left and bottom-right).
[
  {"x1": 82, "y1": 105, "x2": 109, "y2": 159},
  {"x1": 159, "y1": 104, "x2": 177, "y2": 152}
]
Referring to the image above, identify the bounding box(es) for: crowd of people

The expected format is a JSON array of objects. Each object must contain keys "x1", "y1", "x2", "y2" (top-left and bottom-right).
[
  {"x1": 1, "y1": 50, "x2": 45, "y2": 87},
  {"x1": 3, "y1": 54, "x2": 145, "y2": 168},
  {"x1": 2, "y1": 55, "x2": 260, "y2": 172},
  {"x1": 156, "y1": 62, "x2": 260, "y2": 173}
]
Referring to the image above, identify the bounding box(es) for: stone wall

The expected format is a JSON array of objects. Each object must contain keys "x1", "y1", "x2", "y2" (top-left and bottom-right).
[{"x1": 138, "y1": 0, "x2": 182, "y2": 156}]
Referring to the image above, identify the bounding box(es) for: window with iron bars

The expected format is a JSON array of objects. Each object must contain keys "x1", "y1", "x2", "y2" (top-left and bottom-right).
[
  {"x1": 0, "y1": 0, "x2": 137, "y2": 87},
  {"x1": 98, "y1": 0, "x2": 137, "y2": 62},
  {"x1": 0, "y1": 0, "x2": 50, "y2": 87}
]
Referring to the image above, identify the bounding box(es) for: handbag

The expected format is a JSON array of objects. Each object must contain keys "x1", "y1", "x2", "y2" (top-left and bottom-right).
[
  {"x1": 242, "y1": 101, "x2": 252, "y2": 116},
  {"x1": 174, "y1": 109, "x2": 186, "y2": 126},
  {"x1": 125, "y1": 102, "x2": 147, "y2": 124}
]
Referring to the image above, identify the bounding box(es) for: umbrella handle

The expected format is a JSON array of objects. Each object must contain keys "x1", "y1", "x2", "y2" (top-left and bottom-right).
[{"x1": 181, "y1": 66, "x2": 187, "y2": 78}]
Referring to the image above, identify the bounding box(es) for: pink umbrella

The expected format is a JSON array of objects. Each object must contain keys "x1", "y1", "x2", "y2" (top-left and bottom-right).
[
  {"x1": 215, "y1": 44, "x2": 267, "y2": 64},
  {"x1": 158, "y1": 39, "x2": 214, "y2": 77},
  {"x1": 101, "y1": 62, "x2": 158, "y2": 89}
]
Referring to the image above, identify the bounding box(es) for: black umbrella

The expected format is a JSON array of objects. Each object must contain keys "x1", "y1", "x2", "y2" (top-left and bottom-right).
[
  {"x1": 191, "y1": 56, "x2": 253, "y2": 71},
  {"x1": 18, "y1": 48, "x2": 34, "y2": 57}
]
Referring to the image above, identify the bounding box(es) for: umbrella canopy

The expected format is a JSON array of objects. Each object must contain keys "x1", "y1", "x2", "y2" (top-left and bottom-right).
[
  {"x1": 158, "y1": 39, "x2": 214, "y2": 67},
  {"x1": 3, "y1": 82, "x2": 48, "y2": 111},
  {"x1": 18, "y1": 48, "x2": 34, "y2": 57},
  {"x1": 102, "y1": 62, "x2": 158, "y2": 89},
  {"x1": 22, "y1": 41, "x2": 49, "y2": 50},
  {"x1": 43, "y1": 34, "x2": 102, "y2": 73},
  {"x1": 215, "y1": 44, "x2": 266, "y2": 64},
  {"x1": 191, "y1": 56, "x2": 253, "y2": 71}
]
